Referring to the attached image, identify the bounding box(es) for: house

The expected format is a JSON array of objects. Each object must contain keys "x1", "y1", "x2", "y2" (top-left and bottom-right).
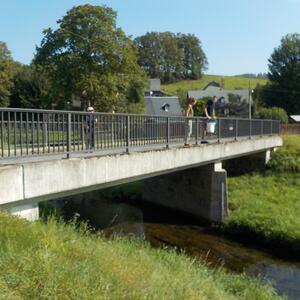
[
  {"x1": 290, "y1": 115, "x2": 300, "y2": 122},
  {"x1": 144, "y1": 78, "x2": 182, "y2": 116},
  {"x1": 188, "y1": 81, "x2": 250, "y2": 104},
  {"x1": 144, "y1": 78, "x2": 165, "y2": 96},
  {"x1": 144, "y1": 96, "x2": 182, "y2": 116}
]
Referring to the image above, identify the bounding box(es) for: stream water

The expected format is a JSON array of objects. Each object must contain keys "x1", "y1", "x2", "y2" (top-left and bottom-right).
[{"x1": 62, "y1": 195, "x2": 300, "y2": 300}]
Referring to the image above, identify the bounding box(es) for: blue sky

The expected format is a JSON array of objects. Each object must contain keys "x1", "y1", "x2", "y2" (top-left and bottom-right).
[{"x1": 1, "y1": 0, "x2": 300, "y2": 75}]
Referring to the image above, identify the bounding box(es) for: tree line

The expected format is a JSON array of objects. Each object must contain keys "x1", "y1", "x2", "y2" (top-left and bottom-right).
[
  {"x1": 1, "y1": 4, "x2": 299, "y2": 117},
  {"x1": 0, "y1": 4, "x2": 207, "y2": 112}
]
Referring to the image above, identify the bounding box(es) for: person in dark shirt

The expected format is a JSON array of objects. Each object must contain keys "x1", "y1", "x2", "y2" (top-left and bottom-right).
[
  {"x1": 85, "y1": 106, "x2": 96, "y2": 151},
  {"x1": 204, "y1": 96, "x2": 218, "y2": 119},
  {"x1": 202, "y1": 96, "x2": 218, "y2": 138}
]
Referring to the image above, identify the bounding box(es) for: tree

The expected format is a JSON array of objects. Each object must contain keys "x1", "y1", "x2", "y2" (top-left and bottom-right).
[
  {"x1": 177, "y1": 33, "x2": 207, "y2": 80},
  {"x1": 34, "y1": 4, "x2": 146, "y2": 112},
  {"x1": 10, "y1": 65, "x2": 53, "y2": 109},
  {"x1": 0, "y1": 42, "x2": 16, "y2": 107},
  {"x1": 134, "y1": 32, "x2": 207, "y2": 83},
  {"x1": 134, "y1": 32, "x2": 184, "y2": 83},
  {"x1": 261, "y1": 33, "x2": 300, "y2": 114},
  {"x1": 226, "y1": 94, "x2": 248, "y2": 117}
]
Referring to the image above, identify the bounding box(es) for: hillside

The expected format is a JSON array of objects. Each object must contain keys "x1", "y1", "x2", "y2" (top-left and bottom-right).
[{"x1": 161, "y1": 74, "x2": 268, "y2": 96}]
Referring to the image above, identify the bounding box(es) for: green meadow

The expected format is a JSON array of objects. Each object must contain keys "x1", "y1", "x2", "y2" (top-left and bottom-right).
[
  {"x1": 161, "y1": 74, "x2": 268, "y2": 96},
  {"x1": 224, "y1": 135, "x2": 300, "y2": 255}
]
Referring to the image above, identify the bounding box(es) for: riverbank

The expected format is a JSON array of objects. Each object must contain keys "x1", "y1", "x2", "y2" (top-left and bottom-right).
[
  {"x1": 0, "y1": 212, "x2": 281, "y2": 300},
  {"x1": 222, "y1": 135, "x2": 300, "y2": 257}
]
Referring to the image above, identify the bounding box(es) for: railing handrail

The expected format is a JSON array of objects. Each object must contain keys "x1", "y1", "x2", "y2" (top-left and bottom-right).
[
  {"x1": 0, "y1": 107, "x2": 280, "y2": 123},
  {"x1": 0, "y1": 107, "x2": 281, "y2": 161}
]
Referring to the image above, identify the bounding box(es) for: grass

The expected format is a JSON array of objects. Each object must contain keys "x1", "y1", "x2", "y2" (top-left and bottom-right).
[
  {"x1": 161, "y1": 74, "x2": 268, "y2": 96},
  {"x1": 0, "y1": 212, "x2": 281, "y2": 300},
  {"x1": 223, "y1": 135, "x2": 300, "y2": 255}
]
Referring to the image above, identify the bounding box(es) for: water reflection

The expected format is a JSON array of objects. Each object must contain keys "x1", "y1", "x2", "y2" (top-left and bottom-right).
[{"x1": 63, "y1": 194, "x2": 300, "y2": 300}]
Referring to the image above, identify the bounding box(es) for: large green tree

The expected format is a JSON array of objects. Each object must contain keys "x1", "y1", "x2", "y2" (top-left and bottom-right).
[
  {"x1": 34, "y1": 4, "x2": 146, "y2": 112},
  {"x1": 134, "y1": 32, "x2": 207, "y2": 83},
  {"x1": 0, "y1": 42, "x2": 16, "y2": 107},
  {"x1": 177, "y1": 33, "x2": 207, "y2": 80},
  {"x1": 261, "y1": 33, "x2": 300, "y2": 114}
]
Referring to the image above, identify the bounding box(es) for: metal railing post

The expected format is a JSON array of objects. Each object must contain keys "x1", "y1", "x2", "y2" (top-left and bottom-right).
[
  {"x1": 249, "y1": 119, "x2": 252, "y2": 139},
  {"x1": 126, "y1": 115, "x2": 130, "y2": 153},
  {"x1": 166, "y1": 117, "x2": 170, "y2": 148},
  {"x1": 1, "y1": 111, "x2": 4, "y2": 158},
  {"x1": 195, "y1": 118, "x2": 199, "y2": 145},
  {"x1": 235, "y1": 119, "x2": 238, "y2": 141},
  {"x1": 67, "y1": 113, "x2": 71, "y2": 158},
  {"x1": 218, "y1": 118, "x2": 221, "y2": 142},
  {"x1": 270, "y1": 120, "x2": 273, "y2": 135}
]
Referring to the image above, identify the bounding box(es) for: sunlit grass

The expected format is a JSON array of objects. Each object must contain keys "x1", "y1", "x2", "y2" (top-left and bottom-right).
[
  {"x1": 161, "y1": 74, "x2": 268, "y2": 96},
  {"x1": 224, "y1": 136, "x2": 300, "y2": 254},
  {"x1": 0, "y1": 212, "x2": 281, "y2": 299}
]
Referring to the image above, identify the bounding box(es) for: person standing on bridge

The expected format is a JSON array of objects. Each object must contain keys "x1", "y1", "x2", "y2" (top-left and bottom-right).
[
  {"x1": 204, "y1": 96, "x2": 217, "y2": 120},
  {"x1": 184, "y1": 97, "x2": 197, "y2": 146},
  {"x1": 202, "y1": 96, "x2": 218, "y2": 139},
  {"x1": 85, "y1": 106, "x2": 97, "y2": 152}
]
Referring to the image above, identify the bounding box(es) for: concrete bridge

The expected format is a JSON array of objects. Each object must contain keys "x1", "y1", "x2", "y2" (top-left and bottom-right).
[{"x1": 0, "y1": 108, "x2": 282, "y2": 222}]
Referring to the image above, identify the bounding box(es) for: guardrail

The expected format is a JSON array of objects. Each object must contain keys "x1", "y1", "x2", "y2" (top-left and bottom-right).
[{"x1": 0, "y1": 108, "x2": 280, "y2": 160}]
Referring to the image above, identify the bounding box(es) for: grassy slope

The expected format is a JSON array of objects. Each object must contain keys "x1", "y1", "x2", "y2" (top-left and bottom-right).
[
  {"x1": 0, "y1": 213, "x2": 281, "y2": 300},
  {"x1": 161, "y1": 75, "x2": 268, "y2": 95},
  {"x1": 224, "y1": 136, "x2": 300, "y2": 253}
]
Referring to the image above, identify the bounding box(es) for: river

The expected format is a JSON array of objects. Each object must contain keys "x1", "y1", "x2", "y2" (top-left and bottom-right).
[{"x1": 61, "y1": 194, "x2": 300, "y2": 300}]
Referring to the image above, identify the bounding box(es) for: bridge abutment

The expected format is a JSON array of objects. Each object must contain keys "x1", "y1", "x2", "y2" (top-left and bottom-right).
[
  {"x1": 143, "y1": 162, "x2": 228, "y2": 223},
  {"x1": 9, "y1": 203, "x2": 39, "y2": 221}
]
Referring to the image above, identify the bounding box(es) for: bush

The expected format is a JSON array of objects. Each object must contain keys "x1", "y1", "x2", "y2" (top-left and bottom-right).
[{"x1": 255, "y1": 107, "x2": 288, "y2": 123}]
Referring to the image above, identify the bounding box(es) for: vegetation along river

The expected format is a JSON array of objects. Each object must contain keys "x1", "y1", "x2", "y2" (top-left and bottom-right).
[{"x1": 56, "y1": 186, "x2": 300, "y2": 300}]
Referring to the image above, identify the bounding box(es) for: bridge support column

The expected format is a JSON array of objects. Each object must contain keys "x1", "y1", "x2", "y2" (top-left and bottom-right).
[
  {"x1": 143, "y1": 162, "x2": 228, "y2": 223},
  {"x1": 9, "y1": 203, "x2": 39, "y2": 221}
]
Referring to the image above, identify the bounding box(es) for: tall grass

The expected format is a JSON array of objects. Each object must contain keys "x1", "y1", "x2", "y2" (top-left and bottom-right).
[
  {"x1": 223, "y1": 136, "x2": 300, "y2": 255},
  {"x1": 0, "y1": 212, "x2": 281, "y2": 299}
]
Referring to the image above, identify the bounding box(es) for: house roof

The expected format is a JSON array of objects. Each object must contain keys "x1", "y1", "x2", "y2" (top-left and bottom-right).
[
  {"x1": 290, "y1": 115, "x2": 300, "y2": 122},
  {"x1": 145, "y1": 96, "x2": 182, "y2": 116},
  {"x1": 188, "y1": 85, "x2": 250, "y2": 103},
  {"x1": 202, "y1": 81, "x2": 220, "y2": 90}
]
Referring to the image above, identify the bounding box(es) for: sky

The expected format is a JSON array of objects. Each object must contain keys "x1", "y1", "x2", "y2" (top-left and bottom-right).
[{"x1": 1, "y1": 0, "x2": 300, "y2": 76}]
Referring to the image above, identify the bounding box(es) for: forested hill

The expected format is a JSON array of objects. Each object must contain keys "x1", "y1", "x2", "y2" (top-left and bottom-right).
[{"x1": 161, "y1": 74, "x2": 268, "y2": 96}]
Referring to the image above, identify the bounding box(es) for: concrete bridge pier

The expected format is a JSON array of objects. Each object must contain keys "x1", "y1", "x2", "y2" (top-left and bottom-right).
[
  {"x1": 9, "y1": 203, "x2": 39, "y2": 221},
  {"x1": 143, "y1": 162, "x2": 228, "y2": 223}
]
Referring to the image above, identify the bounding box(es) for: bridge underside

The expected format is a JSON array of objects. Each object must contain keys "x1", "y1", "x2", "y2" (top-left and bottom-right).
[{"x1": 0, "y1": 136, "x2": 282, "y2": 222}]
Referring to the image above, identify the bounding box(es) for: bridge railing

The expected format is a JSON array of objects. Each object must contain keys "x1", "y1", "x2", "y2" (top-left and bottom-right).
[{"x1": 0, "y1": 108, "x2": 280, "y2": 160}]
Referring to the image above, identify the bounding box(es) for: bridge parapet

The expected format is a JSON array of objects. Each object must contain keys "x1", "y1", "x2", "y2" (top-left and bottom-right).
[{"x1": 0, "y1": 108, "x2": 280, "y2": 163}]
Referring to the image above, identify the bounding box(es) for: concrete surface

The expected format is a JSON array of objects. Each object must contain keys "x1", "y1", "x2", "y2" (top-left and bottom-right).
[
  {"x1": 143, "y1": 162, "x2": 228, "y2": 223},
  {"x1": 0, "y1": 136, "x2": 282, "y2": 221}
]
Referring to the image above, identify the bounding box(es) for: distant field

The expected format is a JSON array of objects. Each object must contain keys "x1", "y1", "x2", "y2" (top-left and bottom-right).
[{"x1": 161, "y1": 75, "x2": 268, "y2": 96}]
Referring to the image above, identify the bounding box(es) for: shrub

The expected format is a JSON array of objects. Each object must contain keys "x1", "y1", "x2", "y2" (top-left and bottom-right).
[{"x1": 255, "y1": 107, "x2": 288, "y2": 123}]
